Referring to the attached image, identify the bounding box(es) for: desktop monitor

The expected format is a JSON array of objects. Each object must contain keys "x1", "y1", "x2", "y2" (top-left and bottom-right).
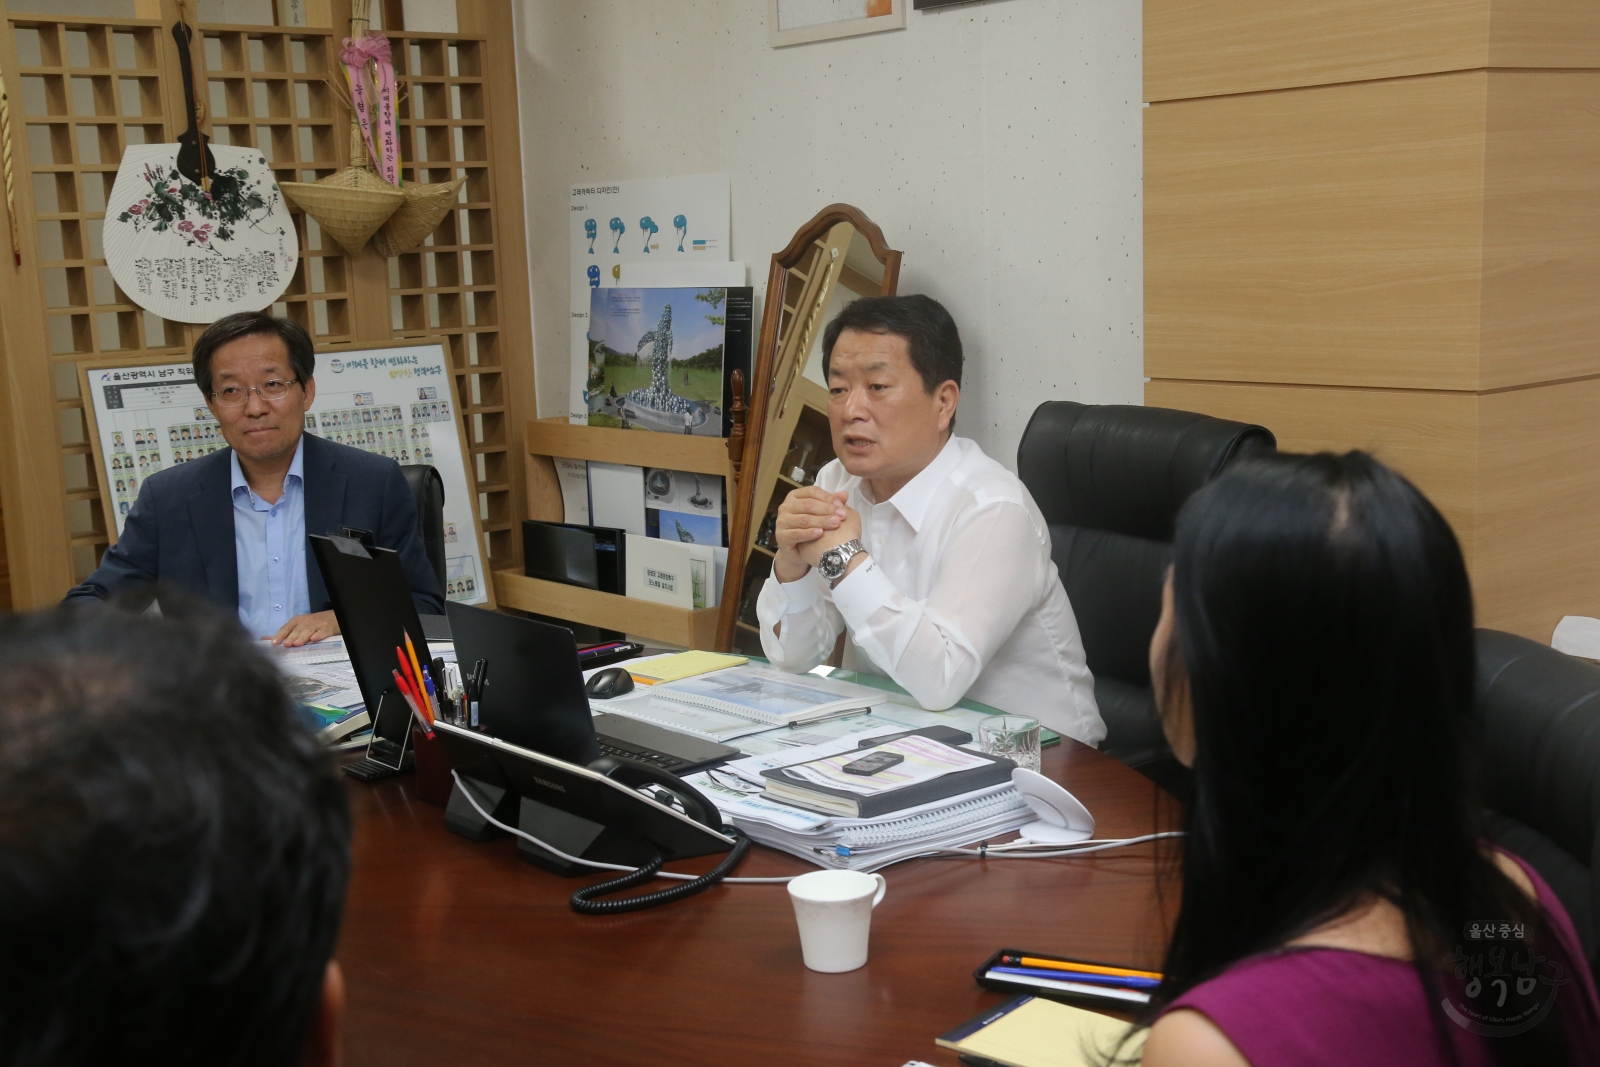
[{"x1": 445, "y1": 602, "x2": 601, "y2": 766}]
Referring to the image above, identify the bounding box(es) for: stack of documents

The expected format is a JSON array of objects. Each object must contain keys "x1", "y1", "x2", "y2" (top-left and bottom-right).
[
  {"x1": 684, "y1": 731, "x2": 1033, "y2": 872},
  {"x1": 595, "y1": 665, "x2": 892, "y2": 743}
]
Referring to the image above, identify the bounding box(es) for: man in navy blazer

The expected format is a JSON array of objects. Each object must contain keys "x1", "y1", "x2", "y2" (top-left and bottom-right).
[{"x1": 64, "y1": 312, "x2": 444, "y2": 644}]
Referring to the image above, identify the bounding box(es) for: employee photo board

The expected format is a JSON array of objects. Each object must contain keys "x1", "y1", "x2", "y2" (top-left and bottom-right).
[{"x1": 80, "y1": 340, "x2": 492, "y2": 608}]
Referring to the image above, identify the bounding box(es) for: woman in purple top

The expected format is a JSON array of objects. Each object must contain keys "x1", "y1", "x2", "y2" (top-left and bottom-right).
[{"x1": 1135, "y1": 452, "x2": 1600, "y2": 1067}]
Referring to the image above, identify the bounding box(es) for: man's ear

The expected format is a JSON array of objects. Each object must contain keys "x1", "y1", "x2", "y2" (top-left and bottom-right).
[
  {"x1": 302, "y1": 375, "x2": 317, "y2": 409},
  {"x1": 301, "y1": 960, "x2": 345, "y2": 1067},
  {"x1": 935, "y1": 380, "x2": 960, "y2": 434}
]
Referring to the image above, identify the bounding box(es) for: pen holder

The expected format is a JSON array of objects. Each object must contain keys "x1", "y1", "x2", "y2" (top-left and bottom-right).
[{"x1": 411, "y1": 723, "x2": 455, "y2": 807}]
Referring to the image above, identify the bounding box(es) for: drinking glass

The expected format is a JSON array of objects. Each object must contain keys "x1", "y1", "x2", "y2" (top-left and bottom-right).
[{"x1": 979, "y1": 715, "x2": 1042, "y2": 773}]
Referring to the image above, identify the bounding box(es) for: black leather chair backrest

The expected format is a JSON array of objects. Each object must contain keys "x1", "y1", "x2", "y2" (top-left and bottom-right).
[
  {"x1": 1476, "y1": 628, "x2": 1600, "y2": 963},
  {"x1": 400, "y1": 464, "x2": 447, "y2": 587},
  {"x1": 1016, "y1": 402, "x2": 1276, "y2": 690}
]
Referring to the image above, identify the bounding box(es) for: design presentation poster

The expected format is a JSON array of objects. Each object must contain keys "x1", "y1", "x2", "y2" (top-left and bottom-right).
[
  {"x1": 82, "y1": 342, "x2": 491, "y2": 607},
  {"x1": 568, "y1": 174, "x2": 731, "y2": 421}
]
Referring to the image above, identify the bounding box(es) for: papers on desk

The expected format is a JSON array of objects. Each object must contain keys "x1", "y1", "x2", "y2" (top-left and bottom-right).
[
  {"x1": 650, "y1": 665, "x2": 885, "y2": 726},
  {"x1": 268, "y1": 635, "x2": 455, "y2": 717},
  {"x1": 690, "y1": 771, "x2": 1031, "y2": 872},
  {"x1": 685, "y1": 730, "x2": 1032, "y2": 871}
]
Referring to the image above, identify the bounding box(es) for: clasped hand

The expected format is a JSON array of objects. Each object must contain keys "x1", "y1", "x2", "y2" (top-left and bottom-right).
[{"x1": 772, "y1": 485, "x2": 862, "y2": 584}]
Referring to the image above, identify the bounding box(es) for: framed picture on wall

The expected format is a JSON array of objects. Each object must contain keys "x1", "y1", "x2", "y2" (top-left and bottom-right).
[{"x1": 769, "y1": 0, "x2": 906, "y2": 48}]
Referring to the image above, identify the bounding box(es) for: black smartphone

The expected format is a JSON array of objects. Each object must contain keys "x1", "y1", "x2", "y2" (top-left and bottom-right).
[{"x1": 842, "y1": 751, "x2": 905, "y2": 776}]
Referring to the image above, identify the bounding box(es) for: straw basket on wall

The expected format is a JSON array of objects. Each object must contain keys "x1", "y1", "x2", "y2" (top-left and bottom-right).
[{"x1": 369, "y1": 174, "x2": 466, "y2": 258}]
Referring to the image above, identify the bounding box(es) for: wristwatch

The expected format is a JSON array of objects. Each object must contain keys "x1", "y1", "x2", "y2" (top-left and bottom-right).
[{"x1": 817, "y1": 539, "x2": 866, "y2": 588}]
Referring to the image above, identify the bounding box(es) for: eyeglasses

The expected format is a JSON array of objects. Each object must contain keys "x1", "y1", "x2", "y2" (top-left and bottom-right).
[{"x1": 210, "y1": 378, "x2": 300, "y2": 407}]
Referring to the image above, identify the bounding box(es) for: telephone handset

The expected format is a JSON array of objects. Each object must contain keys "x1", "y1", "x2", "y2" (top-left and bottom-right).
[{"x1": 588, "y1": 755, "x2": 723, "y2": 830}]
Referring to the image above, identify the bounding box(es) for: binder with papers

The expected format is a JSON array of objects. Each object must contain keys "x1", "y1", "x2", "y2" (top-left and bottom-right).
[{"x1": 683, "y1": 728, "x2": 1036, "y2": 872}]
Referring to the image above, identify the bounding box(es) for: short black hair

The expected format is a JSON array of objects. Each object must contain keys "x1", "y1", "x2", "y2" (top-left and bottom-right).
[
  {"x1": 821, "y1": 294, "x2": 963, "y2": 394},
  {"x1": 0, "y1": 603, "x2": 351, "y2": 1066},
  {"x1": 193, "y1": 312, "x2": 315, "y2": 398}
]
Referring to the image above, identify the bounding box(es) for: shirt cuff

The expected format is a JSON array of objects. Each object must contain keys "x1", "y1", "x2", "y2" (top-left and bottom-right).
[
  {"x1": 829, "y1": 556, "x2": 896, "y2": 629},
  {"x1": 759, "y1": 566, "x2": 824, "y2": 617}
]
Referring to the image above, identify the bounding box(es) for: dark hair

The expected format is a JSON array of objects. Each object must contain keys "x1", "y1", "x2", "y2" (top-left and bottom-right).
[
  {"x1": 193, "y1": 312, "x2": 315, "y2": 397},
  {"x1": 1151, "y1": 452, "x2": 1579, "y2": 1063},
  {"x1": 0, "y1": 603, "x2": 351, "y2": 1066},
  {"x1": 821, "y1": 294, "x2": 963, "y2": 394}
]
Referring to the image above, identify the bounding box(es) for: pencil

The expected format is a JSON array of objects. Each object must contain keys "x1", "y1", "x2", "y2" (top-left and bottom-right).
[
  {"x1": 403, "y1": 632, "x2": 432, "y2": 717},
  {"x1": 1000, "y1": 955, "x2": 1163, "y2": 981}
]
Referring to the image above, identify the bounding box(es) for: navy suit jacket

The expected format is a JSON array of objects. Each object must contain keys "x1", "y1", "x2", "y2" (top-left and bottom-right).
[{"x1": 65, "y1": 433, "x2": 446, "y2": 617}]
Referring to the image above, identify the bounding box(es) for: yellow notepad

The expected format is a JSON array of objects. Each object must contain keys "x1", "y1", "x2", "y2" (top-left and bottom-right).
[
  {"x1": 628, "y1": 651, "x2": 747, "y2": 685},
  {"x1": 935, "y1": 996, "x2": 1146, "y2": 1067}
]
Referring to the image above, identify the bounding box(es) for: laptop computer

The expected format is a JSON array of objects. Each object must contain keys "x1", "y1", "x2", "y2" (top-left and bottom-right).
[{"x1": 445, "y1": 603, "x2": 738, "y2": 776}]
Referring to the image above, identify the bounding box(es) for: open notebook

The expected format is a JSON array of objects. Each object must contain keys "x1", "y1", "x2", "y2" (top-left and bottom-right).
[{"x1": 935, "y1": 995, "x2": 1146, "y2": 1067}]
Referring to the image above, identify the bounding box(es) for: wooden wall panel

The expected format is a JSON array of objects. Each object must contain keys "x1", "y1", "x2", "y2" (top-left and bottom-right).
[
  {"x1": 1145, "y1": 0, "x2": 1600, "y2": 102},
  {"x1": 1145, "y1": 0, "x2": 1491, "y2": 102},
  {"x1": 1145, "y1": 378, "x2": 1600, "y2": 642},
  {"x1": 1148, "y1": 71, "x2": 1600, "y2": 394},
  {"x1": 1476, "y1": 379, "x2": 1600, "y2": 639},
  {"x1": 1144, "y1": 379, "x2": 1480, "y2": 560},
  {"x1": 1480, "y1": 72, "x2": 1600, "y2": 391},
  {"x1": 1146, "y1": 72, "x2": 1489, "y2": 392}
]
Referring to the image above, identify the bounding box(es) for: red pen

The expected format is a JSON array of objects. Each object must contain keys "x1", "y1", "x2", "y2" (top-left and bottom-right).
[{"x1": 391, "y1": 668, "x2": 433, "y2": 738}]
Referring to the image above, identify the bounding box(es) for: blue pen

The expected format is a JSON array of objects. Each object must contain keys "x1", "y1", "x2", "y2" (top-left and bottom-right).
[
  {"x1": 421, "y1": 665, "x2": 439, "y2": 720},
  {"x1": 988, "y1": 966, "x2": 1161, "y2": 990}
]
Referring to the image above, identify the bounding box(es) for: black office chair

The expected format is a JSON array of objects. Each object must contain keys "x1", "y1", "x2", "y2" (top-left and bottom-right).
[
  {"x1": 1476, "y1": 628, "x2": 1600, "y2": 966},
  {"x1": 400, "y1": 464, "x2": 447, "y2": 587},
  {"x1": 1015, "y1": 402, "x2": 1275, "y2": 791}
]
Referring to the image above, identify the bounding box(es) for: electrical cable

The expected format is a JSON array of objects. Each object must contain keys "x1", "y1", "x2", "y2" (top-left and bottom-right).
[
  {"x1": 449, "y1": 771, "x2": 1185, "y2": 907},
  {"x1": 571, "y1": 832, "x2": 753, "y2": 914}
]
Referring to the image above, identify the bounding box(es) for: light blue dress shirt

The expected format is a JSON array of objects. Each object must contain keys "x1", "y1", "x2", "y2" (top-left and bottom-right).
[{"x1": 231, "y1": 438, "x2": 310, "y2": 639}]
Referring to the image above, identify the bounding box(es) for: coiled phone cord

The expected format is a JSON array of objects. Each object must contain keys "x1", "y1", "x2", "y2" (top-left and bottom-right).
[{"x1": 569, "y1": 830, "x2": 753, "y2": 914}]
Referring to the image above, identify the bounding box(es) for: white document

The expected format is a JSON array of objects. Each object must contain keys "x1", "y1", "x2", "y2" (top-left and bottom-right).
[
  {"x1": 554, "y1": 457, "x2": 591, "y2": 524},
  {"x1": 686, "y1": 542, "x2": 716, "y2": 609},
  {"x1": 650, "y1": 665, "x2": 886, "y2": 725},
  {"x1": 588, "y1": 461, "x2": 646, "y2": 536},
  {"x1": 1552, "y1": 615, "x2": 1600, "y2": 660},
  {"x1": 625, "y1": 533, "x2": 695, "y2": 609},
  {"x1": 569, "y1": 174, "x2": 731, "y2": 421}
]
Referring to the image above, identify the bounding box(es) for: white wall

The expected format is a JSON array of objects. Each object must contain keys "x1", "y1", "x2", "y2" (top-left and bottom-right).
[{"x1": 514, "y1": 0, "x2": 1142, "y2": 469}]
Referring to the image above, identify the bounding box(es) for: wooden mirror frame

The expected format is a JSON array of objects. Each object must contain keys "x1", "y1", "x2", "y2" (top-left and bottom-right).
[{"x1": 716, "y1": 204, "x2": 902, "y2": 651}]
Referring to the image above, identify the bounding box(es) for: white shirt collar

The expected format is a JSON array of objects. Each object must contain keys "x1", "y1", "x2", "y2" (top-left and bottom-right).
[
  {"x1": 866, "y1": 434, "x2": 963, "y2": 533},
  {"x1": 230, "y1": 434, "x2": 305, "y2": 499}
]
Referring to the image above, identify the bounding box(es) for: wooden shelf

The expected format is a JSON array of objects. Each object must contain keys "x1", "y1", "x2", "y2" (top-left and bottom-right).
[
  {"x1": 492, "y1": 570, "x2": 720, "y2": 649},
  {"x1": 524, "y1": 418, "x2": 734, "y2": 479}
]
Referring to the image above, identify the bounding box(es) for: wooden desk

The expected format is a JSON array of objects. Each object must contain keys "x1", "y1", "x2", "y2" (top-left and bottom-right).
[{"x1": 339, "y1": 740, "x2": 1177, "y2": 1067}]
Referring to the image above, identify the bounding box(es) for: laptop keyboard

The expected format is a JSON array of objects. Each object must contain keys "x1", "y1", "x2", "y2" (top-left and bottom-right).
[{"x1": 597, "y1": 738, "x2": 687, "y2": 772}]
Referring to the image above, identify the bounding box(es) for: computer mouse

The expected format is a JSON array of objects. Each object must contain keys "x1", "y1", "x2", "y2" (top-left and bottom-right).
[{"x1": 584, "y1": 666, "x2": 635, "y2": 699}]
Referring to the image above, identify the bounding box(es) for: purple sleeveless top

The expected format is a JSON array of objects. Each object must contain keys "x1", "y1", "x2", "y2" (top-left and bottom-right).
[{"x1": 1165, "y1": 853, "x2": 1600, "y2": 1066}]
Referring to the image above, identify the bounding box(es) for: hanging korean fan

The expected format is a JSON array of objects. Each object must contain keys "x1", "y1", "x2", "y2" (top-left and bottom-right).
[
  {"x1": 103, "y1": 18, "x2": 298, "y2": 324},
  {"x1": 280, "y1": 0, "x2": 461, "y2": 258}
]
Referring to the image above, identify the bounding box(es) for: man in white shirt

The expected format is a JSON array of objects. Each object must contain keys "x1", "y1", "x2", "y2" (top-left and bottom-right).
[{"x1": 757, "y1": 295, "x2": 1104, "y2": 746}]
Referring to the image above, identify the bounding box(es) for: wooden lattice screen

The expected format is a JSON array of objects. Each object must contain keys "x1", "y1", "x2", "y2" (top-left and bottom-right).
[{"x1": 0, "y1": 0, "x2": 534, "y2": 609}]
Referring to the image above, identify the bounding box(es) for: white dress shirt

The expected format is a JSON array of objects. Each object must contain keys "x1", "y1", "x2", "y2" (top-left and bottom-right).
[{"x1": 756, "y1": 435, "x2": 1104, "y2": 746}]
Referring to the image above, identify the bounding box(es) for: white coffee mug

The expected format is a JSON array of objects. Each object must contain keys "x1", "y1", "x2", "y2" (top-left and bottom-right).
[{"x1": 787, "y1": 869, "x2": 888, "y2": 973}]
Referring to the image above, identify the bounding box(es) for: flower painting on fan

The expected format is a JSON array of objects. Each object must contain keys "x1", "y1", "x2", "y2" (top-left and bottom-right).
[
  {"x1": 104, "y1": 143, "x2": 298, "y2": 323},
  {"x1": 116, "y1": 160, "x2": 277, "y2": 251}
]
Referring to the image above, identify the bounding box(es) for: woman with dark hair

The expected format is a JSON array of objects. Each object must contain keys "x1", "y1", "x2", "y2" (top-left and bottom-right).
[{"x1": 1140, "y1": 451, "x2": 1600, "y2": 1066}]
